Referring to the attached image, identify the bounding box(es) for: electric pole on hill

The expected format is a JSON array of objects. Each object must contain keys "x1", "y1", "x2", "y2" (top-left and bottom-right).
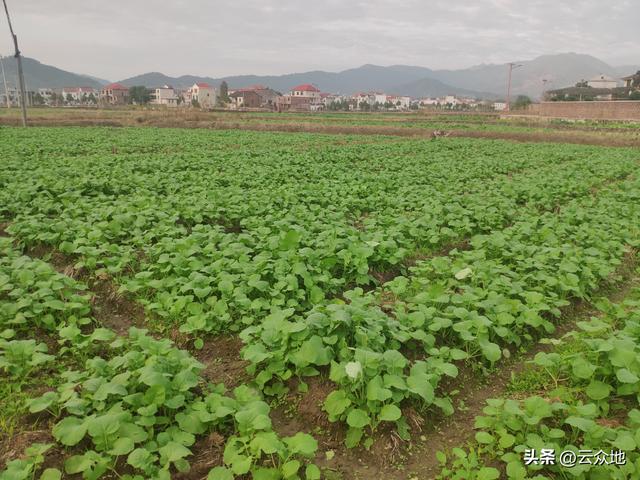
[
  {"x1": 2, "y1": 0, "x2": 27, "y2": 126},
  {"x1": 505, "y1": 62, "x2": 522, "y2": 112}
]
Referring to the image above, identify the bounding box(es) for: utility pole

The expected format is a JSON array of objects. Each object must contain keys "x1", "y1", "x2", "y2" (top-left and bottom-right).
[
  {"x1": 505, "y1": 62, "x2": 523, "y2": 112},
  {"x1": 0, "y1": 54, "x2": 10, "y2": 108},
  {"x1": 541, "y1": 79, "x2": 549, "y2": 101},
  {"x1": 2, "y1": 0, "x2": 27, "y2": 126}
]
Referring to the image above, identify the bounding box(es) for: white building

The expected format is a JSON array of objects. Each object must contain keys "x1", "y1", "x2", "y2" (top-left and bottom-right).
[
  {"x1": 188, "y1": 82, "x2": 217, "y2": 108},
  {"x1": 352, "y1": 92, "x2": 374, "y2": 108},
  {"x1": 587, "y1": 74, "x2": 617, "y2": 89},
  {"x1": 385, "y1": 95, "x2": 411, "y2": 110},
  {"x1": 61, "y1": 87, "x2": 97, "y2": 103},
  {"x1": 493, "y1": 101, "x2": 507, "y2": 111},
  {"x1": 419, "y1": 97, "x2": 440, "y2": 106},
  {"x1": 373, "y1": 92, "x2": 388, "y2": 104},
  {"x1": 290, "y1": 84, "x2": 321, "y2": 100},
  {"x1": 151, "y1": 85, "x2": 178, "y2": 107},
  {"x1": 1, "y1": 87, "x2": 19, "y2": 107},
  {"x1": 397, "y1": 96, "x2": 411, "y2": 109},
  {"x1": 37, "y1": 88, "x2": 53, "y2": 103}
]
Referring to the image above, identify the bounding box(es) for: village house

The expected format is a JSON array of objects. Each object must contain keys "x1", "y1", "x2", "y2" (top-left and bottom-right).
[
  {"x1": 186, "y1": 83, "x2": 216, "y2": 108},
  {"x1": 352, "y1": 92, "x2": 374, "y2": 108},
  {"x1": 276, "y1": 84, "x2": 324, "y2": 112},
  {"x1": 586, "y1": 74, "x2": 617, "y2": 89},
  {"x1": 150, "y1": 85, "x2": 179, "y2": 107},
  {"x1": 0, "y1": 87, "x2": 19, "y2": 107},
  {"x1": 229, "y1": 85, "x2": 280, "y2": 110},
  {"x1": 37, "y1": 88, "x2": 53, "y2": 104},
  {"x1": 493, "y1": 101, "x2": 507, "y2": 111},
  {"x1": 100, "y1": 83, "x2": 129, "y2": 105},
  {"x1": 622, "y1": 71, "x2": 640, "y2": 90},
  {"x1": 373, "y1": 92, "x2": 388, "y2": 104},
  {"x1": 61, "y1": 86, "x2": 97, "y2": 104},
  {"x1": 290, "y1": 83, "x2": 321, "y2": 100},
  {"x1": 349, "y1": 92, "x2": 412, "y2": 110},
  {"x1": 321, "y1": 93, "x2": 347, "y2": 108},
  {"x1": 419, "y1": 97, "x2": 440, "y2": 107}
]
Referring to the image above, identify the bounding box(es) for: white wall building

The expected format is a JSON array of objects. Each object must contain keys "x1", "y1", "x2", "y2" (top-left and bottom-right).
[
  {"x1": 290, "y1": 84, "x2": 321, "y2": 100},
  {"x1": 61, "y1": 87, "x2": 97, "y2": 103},
  {"x1": 587, "y1": 74, "x2": 617, "y2": 89},
  {"x1": 373, "y1": 93, "x2": 388, "y2": 104},
  {"x1": 151, "y1": 85, "x2": 178, "y2": 107},
  {"x1": 188, "y1": 82, "x2": 217, "y2": 108}
]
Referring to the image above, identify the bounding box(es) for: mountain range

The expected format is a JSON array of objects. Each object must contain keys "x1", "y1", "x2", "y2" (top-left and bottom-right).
[{"x1": 1, "y1": 53, "x2": 637, "y2": 100}]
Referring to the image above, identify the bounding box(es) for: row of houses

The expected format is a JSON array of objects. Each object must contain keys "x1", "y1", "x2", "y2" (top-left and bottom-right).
[
  {"x1": 2, "y1": 80, "x2": 503, "y2": 112},
  {"x1": 1, "y1": 82, "x2": 218, "y2": 108},
  {"x1": 148, "y1": 83, "x2": 217, "y2": 108}
]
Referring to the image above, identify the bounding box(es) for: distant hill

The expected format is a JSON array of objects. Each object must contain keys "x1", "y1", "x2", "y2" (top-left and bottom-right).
[
  {"x1": 119, "y1": 64, "x2": 487, "y2": 97},
  {"x1": 80, "y1": 74, "x2": 110, "y2": 86},
  {"x1": 393, "y1": 77, "x2": 498, "y2": 99},
  {"x1": 119, "y1": 53, "x2": 630, "y2": 99},
  {"x1": 426, "y1": 53, "x2": 624, "y2": 98},
  {"x1": 120, "y1": 65, "x2": 440, "y2": 93},
  {"x1": 4, "y1": 53, "x2": 633, "y2": 100},
  {"x1": 0, "y1": 57, "x2": 106, "y2": 91}
]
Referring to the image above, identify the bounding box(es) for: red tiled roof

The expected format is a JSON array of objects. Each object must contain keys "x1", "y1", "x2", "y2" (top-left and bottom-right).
[
  {"x1": 195, "y1": 82, "x2": 212, "y2": 88},
  {"x1": 291, "y1": 84, "x2": 320, "y2": 92},
  {"x1": 104, "y1": 83, "x2": 128, "y2": 91}
]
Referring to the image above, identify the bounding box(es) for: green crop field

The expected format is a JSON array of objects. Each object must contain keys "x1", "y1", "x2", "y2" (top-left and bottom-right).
[{"x1": 1, "y1": 126, "x2": 640, "y2": 479}]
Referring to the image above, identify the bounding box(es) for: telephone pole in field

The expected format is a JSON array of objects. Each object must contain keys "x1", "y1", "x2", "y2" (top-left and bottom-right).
[
  {"x1": 505, "y1": 62, "x2": 523, "y2": 112},
  {"x1": 2, "y1": 0, "x2": 27, "y2": 125}
]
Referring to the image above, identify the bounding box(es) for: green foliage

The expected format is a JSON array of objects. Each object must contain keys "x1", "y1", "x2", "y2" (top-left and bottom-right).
[
  {"x1": 128, "y1": 86, "x2": 152, "y2": 105},
  {"x1": 0, "y1": 443, "x2": 59, "y2": 480},
  {"x1": 439, "y1": 281, "x2": 640, "y2": 479}
]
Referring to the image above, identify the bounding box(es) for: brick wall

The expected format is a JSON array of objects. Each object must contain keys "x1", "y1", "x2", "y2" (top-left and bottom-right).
[{"x1": 536, "y1": 101, "x2": 640, "y2": 120}]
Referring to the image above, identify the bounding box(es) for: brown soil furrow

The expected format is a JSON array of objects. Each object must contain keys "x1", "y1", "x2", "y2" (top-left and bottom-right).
[
  {"x1": 23, "y1": 243, "x2": 145, "y2": 335},
  {"x1": 266, "y1": 248, "x2": 639, "y2": 480}
]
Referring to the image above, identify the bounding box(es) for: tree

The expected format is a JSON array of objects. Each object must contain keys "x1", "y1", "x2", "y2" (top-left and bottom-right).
[
  {"x1": 32, "y1": 92, "x2": 44, "y2": 105},
  {"x1": 575, "y1": 80, "x2": 588, "y2": 88},
  {"x1": 219, "y1": 81, "x2": 229, "y2": 103},
  {"x1": 87, "y1": 93, "x2": 97, "y2": 104},
  {"x1": 630, "y1": 90, "x2": 640, "y2": 100},
  {"x1": 191, "y1": 98, "x2": 200, "y2": 108},
  {"x1": 512, "y1": 95, "x2": 532, "y2": 110},
  {"x1": 129, "y1": 86, "x2": 151, "y2": 105},
  {"x1": 65, "y1": 93, "x2": 74, "y2": 104}
]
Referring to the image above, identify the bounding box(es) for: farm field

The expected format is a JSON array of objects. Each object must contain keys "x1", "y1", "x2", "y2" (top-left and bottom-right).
[
  {"x1": 0, "y1": 109, "x2": 639, "y2": 148},
  {"x1": 1, "y1": 126, "x2": 640, "y2": 479}
]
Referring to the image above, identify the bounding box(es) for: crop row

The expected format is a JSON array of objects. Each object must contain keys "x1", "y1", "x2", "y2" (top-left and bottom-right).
[
  {"x1": 241, "y1": 172, "x2": 640, "y2": 445},
  {"x1": 0, "y1": 237, "x2": 320, "y2": 480},
  {"x1": 437, "y1": 270, "x2": 640, "y2": 479},
  {"x1": 2, "y1": 129, "x2": 637, "y2": 340}
]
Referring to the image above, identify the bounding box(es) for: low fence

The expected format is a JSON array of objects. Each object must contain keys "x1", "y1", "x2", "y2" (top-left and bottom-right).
[{"x1": 532, "y1": 101, "x2": 640, "y2": 121}]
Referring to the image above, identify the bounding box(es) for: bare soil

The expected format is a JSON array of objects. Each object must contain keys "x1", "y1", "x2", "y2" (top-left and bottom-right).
[
  {"x1": 1, "y1": 110, "x2": 639, "y2": 148},
  {"x1": 194, "y1": 335, "x2": 250, "y2": 390}
]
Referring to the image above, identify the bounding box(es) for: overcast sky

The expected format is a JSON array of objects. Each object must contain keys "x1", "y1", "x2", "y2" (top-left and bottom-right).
[{"x1": 1, "y1": 0, "x2": 637, "y2": 81}]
